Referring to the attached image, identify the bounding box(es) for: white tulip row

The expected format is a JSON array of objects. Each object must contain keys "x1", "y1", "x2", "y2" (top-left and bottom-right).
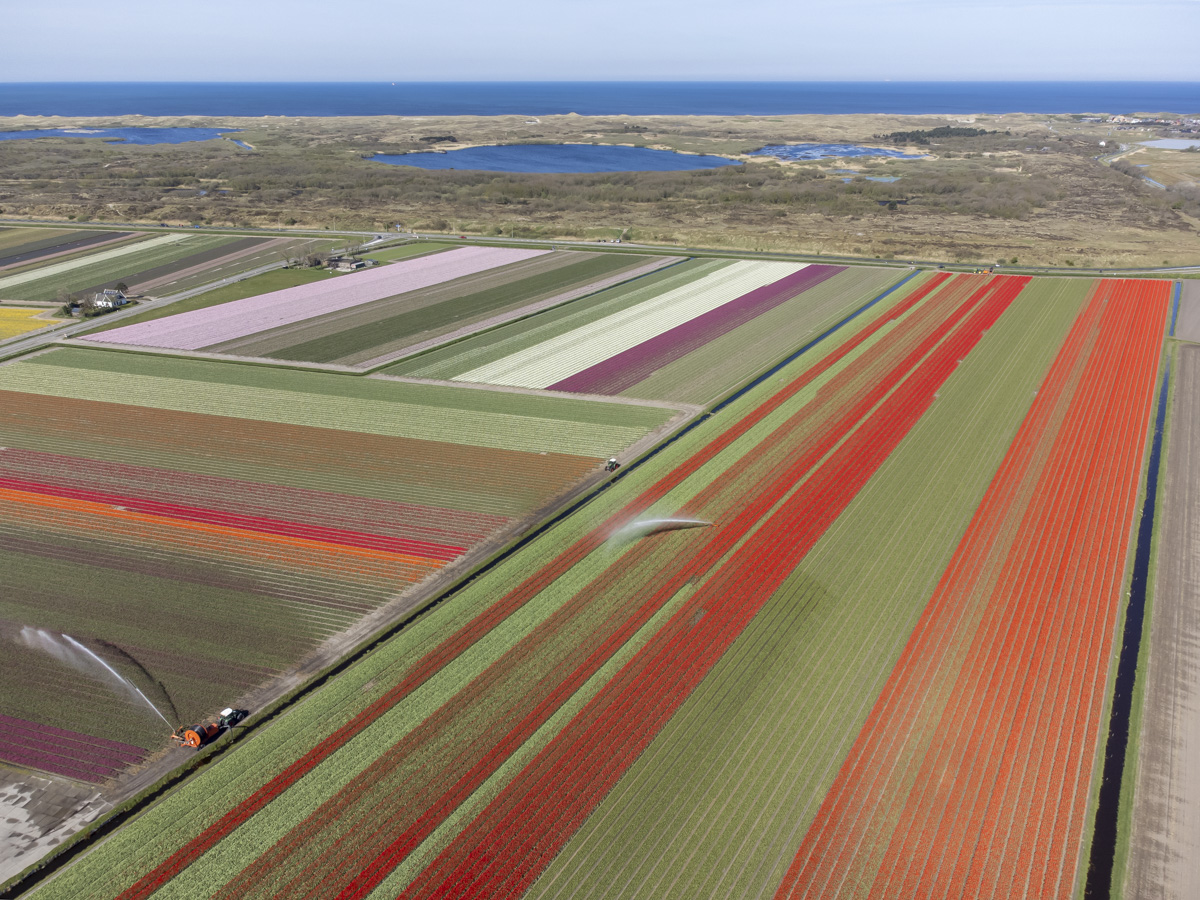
[{"x1": 456, "y1": 260, "x2": 807, "y2": 389}]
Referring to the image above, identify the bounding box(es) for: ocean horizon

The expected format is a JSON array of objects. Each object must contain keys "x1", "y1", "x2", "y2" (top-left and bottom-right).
[{"x1": 1, "y1": 81, "x2": 1198, "y2": 118}]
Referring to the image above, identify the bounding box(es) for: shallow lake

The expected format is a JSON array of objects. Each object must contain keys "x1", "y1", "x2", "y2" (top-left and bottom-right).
[
  {"x1": 0, "y1": 127, "x2": 240, "y2": 145},
  {"x1": 373, "y1": 143, "x2": 740, "y2": 173},
  {"x1": 1139, "y1": 138, "x2": 1200, "y2": 150},
  {"x1": 751, "y1": 143, "x2": 927, "y2": 161}
]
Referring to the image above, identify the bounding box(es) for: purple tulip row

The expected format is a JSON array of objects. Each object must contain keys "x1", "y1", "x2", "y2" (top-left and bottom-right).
[
  {"x1": 0, "y1": 714, "x2": 147, "y2": 783},
  {"x1": 549, "y1": 265, "x2": 845, "y2": 395}
]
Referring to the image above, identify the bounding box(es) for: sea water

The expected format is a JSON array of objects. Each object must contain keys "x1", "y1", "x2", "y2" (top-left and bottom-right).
[{"x1": 1, "y1": 82, "x2": 1197, "y2": 117}]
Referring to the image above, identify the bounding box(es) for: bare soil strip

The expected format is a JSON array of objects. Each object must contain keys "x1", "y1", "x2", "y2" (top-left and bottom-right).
[
  {"x1": 1173, "y1": 282, "x2": 1200, "y2": 344},
  {"x1": 1125, "y1": 343, "x2": 1200, "y2": 900}
]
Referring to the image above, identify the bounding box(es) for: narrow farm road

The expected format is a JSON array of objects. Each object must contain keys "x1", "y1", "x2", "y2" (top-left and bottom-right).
[{"x1": 1125, "y1": 343, "x2": 1200, "y2": 900}]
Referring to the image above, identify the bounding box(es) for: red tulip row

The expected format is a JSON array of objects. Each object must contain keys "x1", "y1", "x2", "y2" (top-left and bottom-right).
[
  {"x1": 112, "y1": 273, "x2": 958, "y2": 900},
  {"x1": 0, "y1": 446, "x2": 506, "y2": 547},
  {"x1": 386, "y1": 277, "x2": 1029, "y2": 900},
  {"x1": 774, "y1": 278, "x2": 1170, "y2": 899},
  {"x1": 0, "y1": 495, "x2": 430, "y2": 615},
  {"x1": 0, "y1": 474, "x2": 465, "y2": 561},
  {"x1": 271, "y1": 288, "x2": 995, "y2": 898},
  {"x1": 773, "y1": 277, "x2": 1116, "y2": 896}
]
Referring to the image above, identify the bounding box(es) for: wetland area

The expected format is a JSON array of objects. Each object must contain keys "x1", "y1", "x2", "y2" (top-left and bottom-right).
[{"x1": 1, "y1": 109, "x2": 1198, "y2": 265}]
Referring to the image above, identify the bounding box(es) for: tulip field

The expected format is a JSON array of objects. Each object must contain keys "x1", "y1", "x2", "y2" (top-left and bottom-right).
[
  {"x1": 0, "y1": 231, "x2": 283, "y2": 303},
  {"x1": 23, "y1": 268, "x2": 1175, "y2": 900},
  {"x1": 211, "y1": 251, "x2": 676, "y2": 367},
  {"x1": 0, "y1": 227, "x2": 134, "y2": 273},
  {"x1": 0, "y1": 307, "x2": 55, "y2": 339},
  {"x1": 0, "y1": 347, "x2": 674, "y2": 763},
  {"x1": 0, "y1": 715, "x2": 147, "y2": 785},
  {"x1": 0, "y1": 225, "x2": 343, "y2": 308},
  {"x1": 388, "y1": 260, "x2": 905, "y2": 404},
  {"x1": 86, "y1": 247, "x2": 677, "y2": 368}
]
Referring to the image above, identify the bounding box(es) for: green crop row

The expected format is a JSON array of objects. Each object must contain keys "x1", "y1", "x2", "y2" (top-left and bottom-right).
[
  {"x1": 363, "y1": 242, "x2": 456, "y2": 263},
  {"x1": 0, "y1": 227, "x2": 102, "y2": 257},
  {"x1": 26, "y1": 347, "x2": 671, "y2": 428},
  {"x1": 0, "y1": 227, "x2": 78, "y2": 253},
  {"x1": 0, "y1": 358, "x2": 666, "y2": 458},
  {"x1": 0, "y1": 233, "x2": 149, "y2": 281},
  {"x1": 530, "y1": 277, "x2": 1094, "y2": 900}
]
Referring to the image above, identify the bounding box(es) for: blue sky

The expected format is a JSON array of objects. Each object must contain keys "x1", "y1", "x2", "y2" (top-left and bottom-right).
[{"x1": 3, "y1": 0, "x2": 1198, "y2": 81}]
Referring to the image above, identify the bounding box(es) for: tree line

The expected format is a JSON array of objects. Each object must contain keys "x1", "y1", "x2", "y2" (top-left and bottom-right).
[{"x1": 873, "y1": 126, "x2": 999, "y2": 145}]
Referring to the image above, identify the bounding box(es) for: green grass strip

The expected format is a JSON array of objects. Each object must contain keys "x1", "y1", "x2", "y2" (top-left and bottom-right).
[
  {"x1": 0, "y1": 359, "x2": 660, "y2": 457},
  {"x1": 364, "y1": 243, "x2": 457, "y2": 263}
]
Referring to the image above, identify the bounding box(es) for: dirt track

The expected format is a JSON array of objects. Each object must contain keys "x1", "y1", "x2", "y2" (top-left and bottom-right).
[
  {"x1": 1171, "y1": 281, "x2": 1200, "y2": 343},
  {"x1": 1125, "y1": 342, "x2": 1200, "y2": 899}
]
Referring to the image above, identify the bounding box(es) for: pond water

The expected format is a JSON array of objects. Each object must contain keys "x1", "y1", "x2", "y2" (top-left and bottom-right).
[
  {"x1": 0, "y1": 127, "x2": 240, "y2": 145},
  {"x1": 373, "y1": 143, "x2": 740, "y2": 173},
  {"x1": 751, "y1": 143, "x2": 927, "y2": 161},
  {"x1": 1139, "y1": 138, "x2": 1200, "y2": 150}
]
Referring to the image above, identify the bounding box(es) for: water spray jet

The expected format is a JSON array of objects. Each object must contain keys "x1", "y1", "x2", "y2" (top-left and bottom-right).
[
  {"x1": 19, "y1": 627, "x2": 176, "y2": 733},
  {"x1": 608, "y1": 517, "x2": 712, "y2": 548}
]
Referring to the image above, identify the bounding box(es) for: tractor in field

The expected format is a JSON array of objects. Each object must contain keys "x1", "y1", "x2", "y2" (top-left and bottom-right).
[{"x1": 171, "y1": 707, "x2": 249, "y2": 750}]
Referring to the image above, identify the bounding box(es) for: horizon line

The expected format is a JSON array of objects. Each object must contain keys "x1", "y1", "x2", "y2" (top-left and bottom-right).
[{"x1": 3, "y1": 79, "x2": 1200, "y2": 85}]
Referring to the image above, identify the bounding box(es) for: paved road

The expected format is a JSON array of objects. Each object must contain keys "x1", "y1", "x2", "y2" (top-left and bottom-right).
[
  {"x1": 403, "y1": 232, "x2": 1200, "y2": 276},
  {"x1": 4, "y1": 217, "x2": 1193, "y2": 276}
]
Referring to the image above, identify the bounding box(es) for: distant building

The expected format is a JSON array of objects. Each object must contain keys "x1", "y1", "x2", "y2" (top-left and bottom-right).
[
  {"x1": 328, "y1": 257, "x2": 374, "y2": 273},
  {"x1": 90, "y1": 289, "x2": 129, "y2": 309}
]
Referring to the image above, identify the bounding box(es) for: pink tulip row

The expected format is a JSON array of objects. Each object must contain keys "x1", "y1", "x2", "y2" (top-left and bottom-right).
[{"x1": 84, "y1": 246, "x2": 548, "y2": 351}]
